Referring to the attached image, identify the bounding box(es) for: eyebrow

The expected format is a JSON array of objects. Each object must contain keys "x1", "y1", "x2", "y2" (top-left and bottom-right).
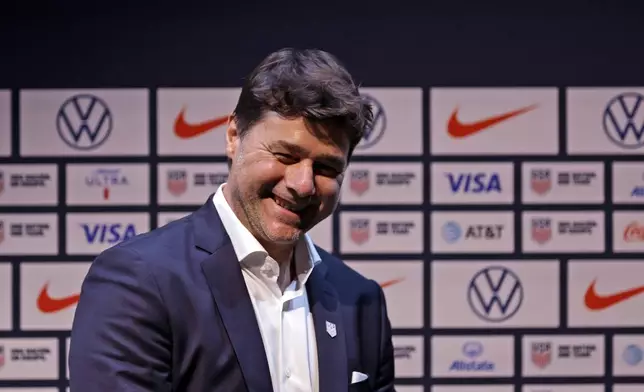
[{"x1": 271, "y1": 140, "x2": 346, "y2": 168}]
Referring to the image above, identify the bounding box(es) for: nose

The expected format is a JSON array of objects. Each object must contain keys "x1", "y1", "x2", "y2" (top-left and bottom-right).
[{"x1": 284, "y1": 161, "x2": 316, "y2": 198}]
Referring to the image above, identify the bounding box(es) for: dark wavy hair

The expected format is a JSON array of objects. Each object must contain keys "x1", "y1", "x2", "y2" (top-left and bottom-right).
[{"x1": 231, "y1": 48, "x2": 372, "y2": 160}]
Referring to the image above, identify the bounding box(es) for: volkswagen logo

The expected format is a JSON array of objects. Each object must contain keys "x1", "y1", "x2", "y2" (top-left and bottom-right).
[
  {"x1": 603, "y1": 92, "x2": 644, "y2": 149},
  {"x1": 355, "y1": 94, "x2": 386, "y2": 150},
  {"x1": 56, "y1": 94, "x2": 113, "y2": 150},
  {"x1": 467, "y1": 266, "x2": 523, "y2": 323}
]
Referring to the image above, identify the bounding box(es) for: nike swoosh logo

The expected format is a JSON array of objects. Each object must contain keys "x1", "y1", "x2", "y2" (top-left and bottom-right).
[
  {"x1": 37, "y1": 283, "x2": 80, "y2": 313},
  {"x1": 584, "y1": 279, "x2": 644, "y2": 311},
  {"x1": 447, "y1": 104, "x2": 538, "y2": 138},
  {"x1": 174, "y1": 108, "x2": 230, "y2": 139},
  {"x1": 379, "y1": 278, "x2": 405, "y2": 288}
]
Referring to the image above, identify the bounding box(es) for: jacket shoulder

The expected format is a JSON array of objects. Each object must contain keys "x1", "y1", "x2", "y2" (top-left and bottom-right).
[
  {"x1": 98, "y1": 213, "x2": 194, "y2": 266},
  {"x1": 314, "y1": 246, "x2": 381, "y2": 296}
]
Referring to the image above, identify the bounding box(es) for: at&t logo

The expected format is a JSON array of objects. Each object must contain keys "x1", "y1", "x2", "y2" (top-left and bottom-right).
[
  {"x1": 603, "y1": 92, "x2": 644, "y2": 149},
  {"x1": 442, "y1": 221, "x2": 462, "y2": 243},
  {"x1": 56, "y1": 94, "x2": 113, "y2": 150},
  {"x1": 467, "y1": 266, "x2": 523, "y2": 322},
  {"x1": 623, "y1": 344, "x2": 643, "y2": 366}
]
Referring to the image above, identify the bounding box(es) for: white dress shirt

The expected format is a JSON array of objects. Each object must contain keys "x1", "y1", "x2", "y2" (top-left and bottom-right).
[{"x1": 212, "y1": 184, "x2": 319, "y2": 392}]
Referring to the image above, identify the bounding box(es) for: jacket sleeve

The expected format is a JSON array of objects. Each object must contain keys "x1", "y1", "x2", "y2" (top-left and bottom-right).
[
  {"x1": 373, "y1": 281, "x2": 396, "y2": 392},
  {"x1": 69, "y1": 245, "x2": 172, "y2": 391}
]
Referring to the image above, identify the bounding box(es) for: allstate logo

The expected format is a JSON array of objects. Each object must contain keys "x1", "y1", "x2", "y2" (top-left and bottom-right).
[
  {"x1": 603, "y1": 92, "x2": 644, "y2": 149},
  {"x1": 462, "y1": 341, "x2": 483, "y2": 358},
  {"x1": 441, "y1": 221, "x2": 462, "y2": 243},
  {"x1": 355, "y1": 94, "x2": 386, "y2": 150},
  {"x1": 56, "y1": 94, "x2": 113, "y2": 150},
  {"x1": 623, "y1": 344, "x2": 643, "y2": 366}
]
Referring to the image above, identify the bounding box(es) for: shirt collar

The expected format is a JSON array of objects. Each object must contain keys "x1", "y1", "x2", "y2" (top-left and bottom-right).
[{"x1": 212, "y1": 183, "x2": 321, "y2": 275}]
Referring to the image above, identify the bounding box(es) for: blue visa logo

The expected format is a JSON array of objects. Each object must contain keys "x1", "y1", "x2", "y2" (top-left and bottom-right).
[
  {"x1": 82, "y1": 223, "x2": 137, "y2": 244},
  {"x1": 447, "y1": 172, "x2": 501, "y2": 193},
  {"x1": 632, "y1": 186, "x2": 644, "y2": 197}
]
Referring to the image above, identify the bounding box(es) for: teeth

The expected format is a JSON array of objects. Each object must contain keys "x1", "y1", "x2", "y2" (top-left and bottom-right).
[{"x1": 274, "y1": 197, "x2": 301, "y2": 212}]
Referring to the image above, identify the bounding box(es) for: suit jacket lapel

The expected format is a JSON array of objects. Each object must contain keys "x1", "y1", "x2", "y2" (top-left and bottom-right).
[
  {"x1": 306, "y1": 260, "x2": 349, "y2": 392},
  {"x1": 193, "y1": 196, "x2": 273, "y2": 392}
]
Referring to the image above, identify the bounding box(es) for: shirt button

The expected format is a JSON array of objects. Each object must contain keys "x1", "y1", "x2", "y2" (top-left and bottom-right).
[{"x1": 285, "y1": 368, "x2": 291, "y2": 378}]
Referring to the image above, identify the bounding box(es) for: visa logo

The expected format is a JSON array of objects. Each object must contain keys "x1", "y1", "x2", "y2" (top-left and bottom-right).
[
  {"x1": 447, "y1": 173, "x2": 501, "y2": 193},
  {"x1": 632, "y1": 186, "x2": 644, "y2": 197},
  {"x1": 82, "y1": 223, "x2": 137, "y2": 244}
]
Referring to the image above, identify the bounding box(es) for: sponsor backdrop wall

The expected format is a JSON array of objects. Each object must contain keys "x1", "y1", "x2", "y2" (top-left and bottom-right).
[{"x1": 1, "y1": 4, "x2": 644, "y2": 392}]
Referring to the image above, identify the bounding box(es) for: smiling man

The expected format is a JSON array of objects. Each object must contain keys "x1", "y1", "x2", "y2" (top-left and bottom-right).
[{"x1": 69, "y1": 48, "x2": 395, "y2": 392}]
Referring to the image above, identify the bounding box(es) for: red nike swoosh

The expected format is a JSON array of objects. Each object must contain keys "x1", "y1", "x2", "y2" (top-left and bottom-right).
[
  {"x1": 37, "y1": 283, "x2": 80, "y2": 313},
  {"x1": 174, "y1": 108, "x2": 230, "y2": 139},
  {"x1": 379, "y1": 278, "x2": 405, "y2": 288},
  {"x1": 584, "y1": 279, "x2": 644, "y2": 311},
  {"x1": 447, "y1": 104, "x2": 538, "y2": 138}
]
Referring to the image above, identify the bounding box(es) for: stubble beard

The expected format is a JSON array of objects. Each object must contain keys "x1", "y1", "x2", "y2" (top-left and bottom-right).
[
  {"x1": 231, "y1": 180, "x2": 301, "y2": 248},
  {"x1": 251, "y1": 196, "x2": 302, "y2": 244},
  {"x1": 231, "y1": 147, "x2": 301, "y2": 246}
]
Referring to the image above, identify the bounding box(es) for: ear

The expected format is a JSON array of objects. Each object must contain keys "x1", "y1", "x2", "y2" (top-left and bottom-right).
[{"x1": 225, "y1": 116, "x2": 240, "y2": 161}]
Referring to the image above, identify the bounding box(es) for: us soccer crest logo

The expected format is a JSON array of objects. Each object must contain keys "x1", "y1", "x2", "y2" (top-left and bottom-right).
[
  {"x1": 530, "y1": 169, "x2": 551, "y2": 195},
  {"x1": 167, "y1": 170, "x2": 188, "y2": 196},
  {"x1": 531, "y1": 218, "x2": 552, "y2": 244},
  {"x1": 350, "y1": 170, "x2": 369, "y2": 196},
  {"x1": 531, "y1": 342, "x2": 552, "y2": 369},
  {"x1": 350, "y1": 219, "x2": 369, "y2": 245}
]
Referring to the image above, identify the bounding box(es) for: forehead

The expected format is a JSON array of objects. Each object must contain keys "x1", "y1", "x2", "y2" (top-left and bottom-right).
[{"x1": 250, "y1": 112, "x2": 350, "y2": 155}]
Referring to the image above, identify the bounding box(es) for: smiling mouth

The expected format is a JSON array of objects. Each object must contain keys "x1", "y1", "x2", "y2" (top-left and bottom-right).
[{"x1": 273, "y1": 195, "x2": 308, "y2": 213}]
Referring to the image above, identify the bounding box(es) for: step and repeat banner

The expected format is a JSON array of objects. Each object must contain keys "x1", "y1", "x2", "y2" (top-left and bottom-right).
[{"x1": 0, "y1": 87, "x2": 643, "y2": 392}]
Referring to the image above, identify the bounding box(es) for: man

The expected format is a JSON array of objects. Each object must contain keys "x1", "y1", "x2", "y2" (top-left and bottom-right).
[{"x1": 69, "y1": 47, "x2": 395, "y2": 392}]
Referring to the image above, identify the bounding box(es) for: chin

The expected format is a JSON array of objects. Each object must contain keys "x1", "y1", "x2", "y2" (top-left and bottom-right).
[{"x1": 263, "y1": 222, "x2": 303, "y2": 243}]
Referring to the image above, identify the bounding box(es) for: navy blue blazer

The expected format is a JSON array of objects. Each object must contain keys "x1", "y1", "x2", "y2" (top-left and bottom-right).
[{"x1": 69, "y1": 195, "x2": 395, "y2": 392}]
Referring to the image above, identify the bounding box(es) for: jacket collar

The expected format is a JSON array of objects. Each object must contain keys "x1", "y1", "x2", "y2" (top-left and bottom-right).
[{"x1": 192, "y1": 194, "x2": 350, "y2": 392}]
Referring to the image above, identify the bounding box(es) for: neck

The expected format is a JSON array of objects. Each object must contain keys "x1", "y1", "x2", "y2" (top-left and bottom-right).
[
  {"x1": 261, "y1": 242, "x2": 293, "y2": 265},
  {"x1": 272, "y1": 244, "x2": 298, "y2": 292}
]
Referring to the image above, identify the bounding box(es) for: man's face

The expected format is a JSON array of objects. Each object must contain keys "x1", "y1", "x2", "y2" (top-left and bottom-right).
[{"x1": 225, "y1": 112, "x2": 350, "y2": 245}]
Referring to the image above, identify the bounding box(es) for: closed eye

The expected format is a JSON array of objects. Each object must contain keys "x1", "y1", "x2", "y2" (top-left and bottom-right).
[
  {"x1": 273, "y1": 151, "x2": 343, "y2": 178},
  {"x1": 274, "y1": 153, "x2": 298, "y2": 164},
  {"x1": 314, "y1": 163, "x2": 342, "y2": 178}
]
